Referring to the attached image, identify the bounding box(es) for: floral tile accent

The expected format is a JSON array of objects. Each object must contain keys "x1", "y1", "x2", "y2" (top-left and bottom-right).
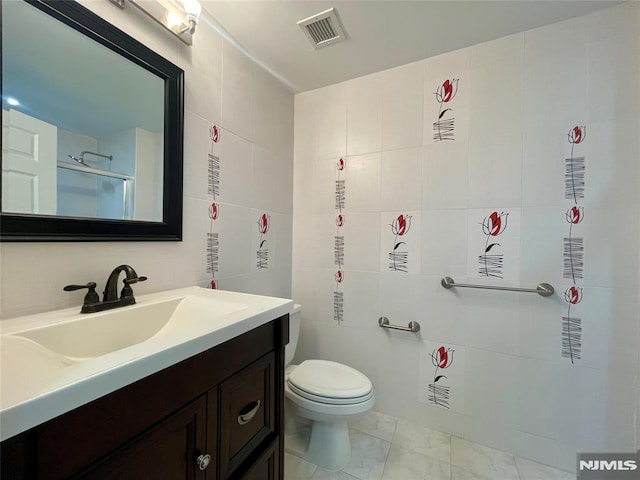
[{"x1": 420, "y1": 341, "x2": 465, "y2": 414}]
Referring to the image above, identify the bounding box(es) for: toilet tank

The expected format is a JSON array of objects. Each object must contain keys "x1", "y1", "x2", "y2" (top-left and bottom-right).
[{"x1": 285, "y1": 304, "x2": 301, "y2": 366}]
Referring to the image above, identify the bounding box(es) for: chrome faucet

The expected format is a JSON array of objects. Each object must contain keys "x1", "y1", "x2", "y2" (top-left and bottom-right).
[{"x1": 64, "y1": 265, "x2": 147, "y2": 313}]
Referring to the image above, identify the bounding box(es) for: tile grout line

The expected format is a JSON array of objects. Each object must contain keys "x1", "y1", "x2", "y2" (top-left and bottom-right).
[
  {"x1": 449, "y1": 434, "x2": 453, "y2": 480},
  {"x1": 513, "y1": 454, "x2": 523, "y2": 480}
]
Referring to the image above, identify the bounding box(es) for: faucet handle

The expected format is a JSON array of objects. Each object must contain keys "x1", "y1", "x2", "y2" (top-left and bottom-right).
[
  {"x1": 123, "y1": 276, "x2": 147, "y2": 285},
  {"x1": 64, "y1": 282, "x2": 100, "y2": 305},
  {"x1": 121, "y1": 276, "x2": 147, "y2": 299}
]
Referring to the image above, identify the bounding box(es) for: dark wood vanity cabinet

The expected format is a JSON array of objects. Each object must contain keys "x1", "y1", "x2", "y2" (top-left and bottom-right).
[
  {"x1": 80, "y1": 395, "x2": 209, "y2": 480},
  {"x1": 1, "y1": 315, "x2": 289, "y2": 480}
]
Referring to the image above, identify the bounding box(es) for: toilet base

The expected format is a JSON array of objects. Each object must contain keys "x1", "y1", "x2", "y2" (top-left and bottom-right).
[
  {"x1": 285, "y1": 419, "x2": 351, "y2": 471},
  {"x1": 305, "y1": 419, "x2": 351, "y2": 471}
]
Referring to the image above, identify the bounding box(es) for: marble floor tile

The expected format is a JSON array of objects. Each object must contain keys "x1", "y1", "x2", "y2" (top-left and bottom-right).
[
  {"x1": 451, "y1": 465, "x2": 490, "y2": 480},
  {"x1": 450, "y1": 437, "x2": 519, "y2": 480},
  {"x1": 349, "y1": 410, "x2": 398, "y2": 442},
  {"x1": 342, "y1": 430, "x2": 392, "y2": 480},
  {"x1": 392, "y1": 419, "x2": 451, "y2": 463},
  {"x1": 286, "y1": 452, "x2": 318, "y2": 480},
  {"x1": 312, "y1": 468, "x2": 360, "y2": 480},
  {"x1": 284, "y1": 413, "x2": 574, "y2": 480},
  {"x1": 515, "y1": 457, "x2": 576, "y2": 480},
  {"x1": 381, "y1": 444, "x2": 451, "y2": 480}
]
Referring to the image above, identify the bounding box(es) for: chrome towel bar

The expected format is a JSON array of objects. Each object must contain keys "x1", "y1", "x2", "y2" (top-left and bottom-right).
[
  {"x1": 441, "y1": 276, "x2": 554, "y2": 297},
  {"x1": 378, "y1": 316, "x2": 420, "y2": 333}
]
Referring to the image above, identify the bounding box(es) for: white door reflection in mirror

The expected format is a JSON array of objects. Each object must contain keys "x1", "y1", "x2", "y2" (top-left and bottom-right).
[{"x1": 2, "y1": 109, "x2": 57, "y2": 215}]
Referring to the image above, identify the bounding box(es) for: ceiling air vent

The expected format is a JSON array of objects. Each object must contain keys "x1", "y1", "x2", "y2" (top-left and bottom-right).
[{"x1": 297, "y1": 8, "x2": 346, "y2": 49}]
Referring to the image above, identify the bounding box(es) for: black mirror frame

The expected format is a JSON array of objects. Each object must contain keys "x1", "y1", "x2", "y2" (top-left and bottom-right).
[{"x1": 0, "y1": 0, "x2": 184, "y2": 242}]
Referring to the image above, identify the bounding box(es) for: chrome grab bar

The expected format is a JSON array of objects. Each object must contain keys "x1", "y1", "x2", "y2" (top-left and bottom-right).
[
  {"x1": 440, "y1": 276, "x2": 554, "y2": 297},
  {"x1": 378, "y1": 316, "x2": 420, "y2": 333}
]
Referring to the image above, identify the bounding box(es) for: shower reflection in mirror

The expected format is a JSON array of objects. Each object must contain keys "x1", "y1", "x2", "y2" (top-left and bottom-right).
[
  {"x1": 58, "y1": 149, "x2": 132, "y2": 221},
  {"x1": 54, "y1": 124, "x2": 162, "y2": 221},
  {"x1": 3, "y1": 107, "x2": 163, "y2": 222}
]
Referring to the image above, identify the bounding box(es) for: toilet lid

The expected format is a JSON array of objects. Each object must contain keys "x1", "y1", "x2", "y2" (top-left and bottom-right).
[
  {"x1": 287, "y1": 360, "x2": 372, "y2": 399},
  {"x1": 287, "y1": 381, "x2": 374, "y2": 405}
]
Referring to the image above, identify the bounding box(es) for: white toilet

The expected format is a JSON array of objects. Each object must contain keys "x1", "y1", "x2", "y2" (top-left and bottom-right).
[{"x1": 285, "y1": 304, "x2": 374, "y2": 471}]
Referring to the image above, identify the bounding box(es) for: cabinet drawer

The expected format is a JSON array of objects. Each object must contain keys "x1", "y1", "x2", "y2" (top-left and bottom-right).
[{"x1": 219, "y1": 352, "x2": 275, "y2": 478}]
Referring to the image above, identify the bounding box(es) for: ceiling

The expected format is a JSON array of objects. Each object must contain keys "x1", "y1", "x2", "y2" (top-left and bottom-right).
[{"x1": 202, "y1": 0, "x2": 622, "y2": 93}]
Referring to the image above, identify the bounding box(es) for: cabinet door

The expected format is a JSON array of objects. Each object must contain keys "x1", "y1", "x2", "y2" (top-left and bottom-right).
[
  {"x1": 238, "y1": 442, "x2": 279, "y2": 480},
  {"x1": 219, "y1": 352, "x2": 276, "y2": 478},
  {"x1": 77, "y1": 396, "x2": 210, "y2": 480}
]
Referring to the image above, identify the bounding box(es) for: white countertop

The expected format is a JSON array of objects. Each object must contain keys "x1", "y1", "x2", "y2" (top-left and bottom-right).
[{"x1": 0, "y1": 287, "x2": 292, "y2": 442}]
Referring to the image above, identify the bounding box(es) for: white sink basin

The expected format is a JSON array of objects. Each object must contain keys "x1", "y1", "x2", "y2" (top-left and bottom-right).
[
  {"x1": 0, "y1": 286, "x2": 292, "y2": 442},
  {"x1": 13, "y1": 298, "x2": 184, "y2": 359},
  {"x1": 9, "y1": 294, "x2": 251, "y2": 359}
]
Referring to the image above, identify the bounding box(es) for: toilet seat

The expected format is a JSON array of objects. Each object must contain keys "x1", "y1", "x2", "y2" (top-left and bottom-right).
[
  {"x1": 284, "y1": 381, "x2": 375, "y2": 418},
  {"x1": 287, "y1": 360, "x2": 372, "y2": 400},
  {"x1": 287, "y1": 381, "x2": 374, "y2": 405}
]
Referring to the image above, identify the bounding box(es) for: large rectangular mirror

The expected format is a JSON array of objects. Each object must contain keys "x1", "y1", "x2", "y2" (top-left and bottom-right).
[{"x1": 1, "y1": 0, "x2": 184, "y2": 241}]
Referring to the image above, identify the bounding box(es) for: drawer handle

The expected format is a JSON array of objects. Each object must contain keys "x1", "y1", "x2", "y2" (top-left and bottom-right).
[
  {"x1": 237, "y1": 400, "x2": 261, "y2": 425},
  {"x1": 196, "y1": 453, "x2": 211, "y2": 470}
]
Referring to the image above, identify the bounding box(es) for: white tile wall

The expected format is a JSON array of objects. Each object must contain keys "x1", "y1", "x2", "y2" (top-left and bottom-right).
[
  {"x1": 381, "y1": 61, "x2": 424, "y2": 151},
  {"x1": 347, "y1": 73, "x2": 383, "y2": 156},
  {"x1": 468, "y1": 36, "x2": 524, "y2": 208},
  {"x1": 464, "y1": 348, "x2": 518, "y2": 428},
  {"x1": 585, "y1": 120, "x2": 639, "y2": 207},
  {"x1": 421, "y1": 210, "x2": 468, "y2": 278},
  {"x1": 421, "y1": 275, "x2": 466, "y2": 346},
  {"x1": 522, "y1": 130, "x2": 566, "y2": 207},
  {"x1": 314, "y1": 83, "x2": 347, "y2": 161},
  {"x1": 344, "y1": 153, "x2": 382, "y2": 213},
  {"x1": 184, "y1": 22, "x2": 222, "y2": 126},
  {"x1": 583, "y1": 204, "x2": 639, "y2": 289},
  {"x1": 341, "y1": 271, "x2": 380, "y2": 331},
  {"x1": 523, "y1": 39, "x2": 588, "y2": 132},
  {"x1": 310, "y1": 158, "x2": 339, "y2": 214},
  {"x1": 253, "y1": 67, "x2": 294, "y2": 160},
  {"x1": 343, "y1": 214, "x2": 381, "y2": 272},
  {"x1": 423, "y1": 143, "x2": 469, "y2": 210},
  {"x1": 292, "y1": 1, "x2": 640, "y2": 472},
  {"x1": 587, "y1": 28, "x2": 639, "y2": 123},
  {"x1": 0, "y1": 0, "x2": 294, "y2": 319},
  {"x1": 381, "y1": 148, "x2": 423, "y2": 212},
  {"x1": 293, "y1": 92, "x2": 316, "y2": 161},
  {"x1": 218, "y1": 129, "x2": 254, "y2": 207},
  {"x1": 221, "y1": 41, "x2": 254, "y2": 142}
]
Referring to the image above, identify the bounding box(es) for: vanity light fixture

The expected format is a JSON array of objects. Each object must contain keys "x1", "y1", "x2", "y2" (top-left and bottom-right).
[
  {"x1": 181, "y1": 0, "x2": 201, "y2": 34},
  {"x1": 109, "y1": 0, "x2": 202, "y2": 45}
]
